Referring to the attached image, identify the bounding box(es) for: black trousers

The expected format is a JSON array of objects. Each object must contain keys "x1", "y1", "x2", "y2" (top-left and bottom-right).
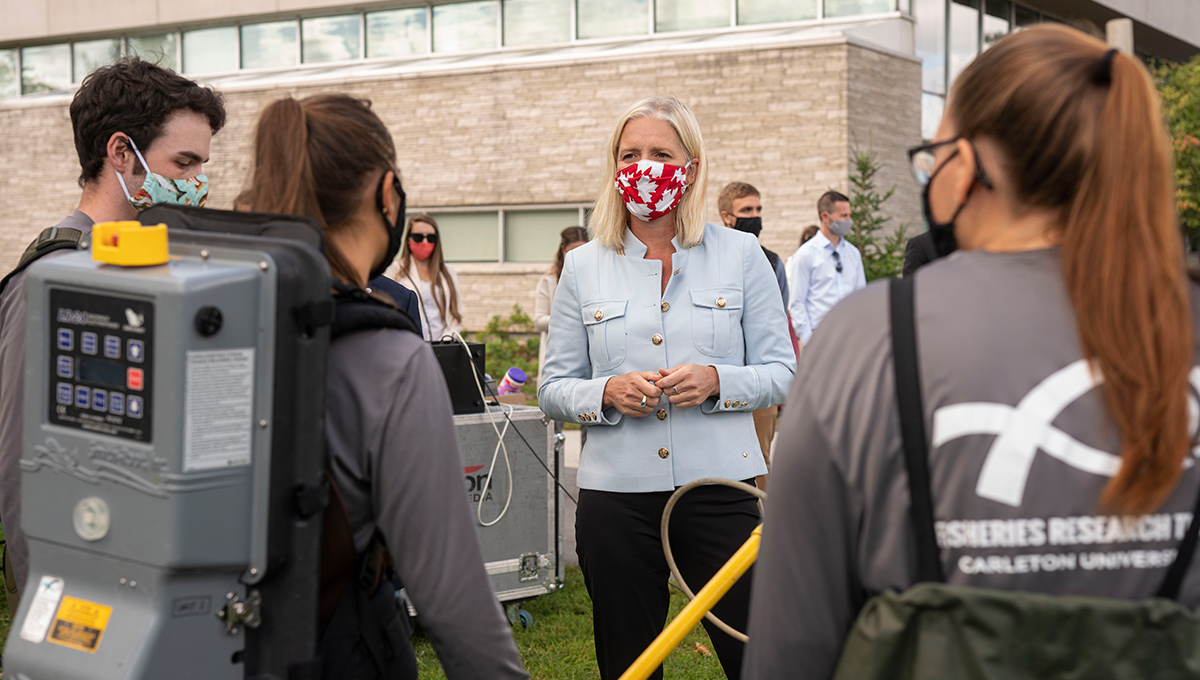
[{"x1": 576, "y1": 482, "x2": 760, "y2": 680}]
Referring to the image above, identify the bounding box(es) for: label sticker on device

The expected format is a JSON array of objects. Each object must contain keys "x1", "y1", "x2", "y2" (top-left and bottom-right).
[
  {"x1": 47, "y1": 595, "x2": 113, "y2": 653},
  {"x1": 19, "y1": 576, "x2": 65, "y2": 643},
  {"x1": 184, "y1": 348, "x2": 256, "y2": 472}
]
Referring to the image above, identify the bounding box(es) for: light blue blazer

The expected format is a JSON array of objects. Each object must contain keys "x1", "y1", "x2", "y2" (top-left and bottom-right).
[{"x1": 538, "y1": 223, "x2": 796, "y2": 492}]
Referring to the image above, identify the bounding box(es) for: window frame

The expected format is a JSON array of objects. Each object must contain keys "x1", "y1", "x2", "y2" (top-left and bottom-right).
[{"x1": 408, "y1": 203, "x2": 591, "y2": 264}]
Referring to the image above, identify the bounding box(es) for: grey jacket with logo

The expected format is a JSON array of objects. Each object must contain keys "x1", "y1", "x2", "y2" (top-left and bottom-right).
[{"x1": 743, "y1": 248, "x2": 1200, "y2": 679}]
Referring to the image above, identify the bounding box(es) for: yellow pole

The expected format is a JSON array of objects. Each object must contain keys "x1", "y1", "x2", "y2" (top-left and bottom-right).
[{"x1": 618, "y1": 525, "x2": 762, "y2": 680}]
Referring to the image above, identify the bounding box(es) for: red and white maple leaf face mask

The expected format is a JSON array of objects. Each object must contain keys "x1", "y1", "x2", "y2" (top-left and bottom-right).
[{"x1": 614, "y1": 159, "x2": 691, "y2": 222}]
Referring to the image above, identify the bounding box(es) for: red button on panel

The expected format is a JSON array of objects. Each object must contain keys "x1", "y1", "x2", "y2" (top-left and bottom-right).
[{"x1": 127, "y1": 367, "x2": 144, "y2": 391}]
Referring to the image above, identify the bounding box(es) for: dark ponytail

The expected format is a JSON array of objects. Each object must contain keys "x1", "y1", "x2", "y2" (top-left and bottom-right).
[
  {"x1": 246, "y1": 95, "x2": 397, "y2": 287},
  {"x1": 953, "y1": 26, "x2": 1191, "y2": 514}
]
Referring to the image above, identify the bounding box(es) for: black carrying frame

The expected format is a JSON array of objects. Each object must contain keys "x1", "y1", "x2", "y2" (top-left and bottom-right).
[
  {"x1": 889, "y1": 276, "x2": 1200, "y2": 598},
  {"x1": 140, "y1": 205, "x2": 334, "y2": 679}
]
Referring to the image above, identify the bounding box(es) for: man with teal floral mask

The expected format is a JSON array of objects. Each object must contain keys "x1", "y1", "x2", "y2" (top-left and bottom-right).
[{"x1": 0, "y1": 58, "x2": 225, "y2": 614}]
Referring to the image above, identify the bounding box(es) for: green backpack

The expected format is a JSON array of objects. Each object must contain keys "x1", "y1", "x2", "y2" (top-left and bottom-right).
[{"x1": 831, "y1": 277, "x2": 1200, "y2": 680}]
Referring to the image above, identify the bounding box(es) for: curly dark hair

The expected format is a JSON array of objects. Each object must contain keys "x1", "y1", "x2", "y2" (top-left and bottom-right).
[{"x1": 69, "y1": 58, "x2": 226, "y2": 187}]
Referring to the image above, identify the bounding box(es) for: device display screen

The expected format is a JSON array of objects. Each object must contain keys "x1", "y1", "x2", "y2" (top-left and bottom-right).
[{"x1": 77, "y1": 357, "x2": 126, "y2": 389}]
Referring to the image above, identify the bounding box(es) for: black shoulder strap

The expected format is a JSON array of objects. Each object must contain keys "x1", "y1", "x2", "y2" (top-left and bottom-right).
[
  {"x1": 330, "y1": 284, "x2": 418, "y2": 341},
  {"x1": 890, "y1": 276, "x2": 945, "y2": 583},
  {"x1": 1156, "y1": 471, "x2": 1200, "y2": 600},
  {"x1": 0, "y1": 226, "x2": 86, "y2": 297}
]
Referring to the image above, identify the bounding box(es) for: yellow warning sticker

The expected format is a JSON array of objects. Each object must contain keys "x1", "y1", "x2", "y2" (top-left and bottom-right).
[{"x1": 47, "y1": 596, "x2": 112, "y2": 653}]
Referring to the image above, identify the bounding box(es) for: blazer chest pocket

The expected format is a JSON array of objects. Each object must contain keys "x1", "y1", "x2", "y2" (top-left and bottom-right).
[
  {"x1": 690, "y1": 289, "x2": 742, "y2": 357},
  {"x1": 583, "y1": 299, "x2": 629, "y2": 371}
]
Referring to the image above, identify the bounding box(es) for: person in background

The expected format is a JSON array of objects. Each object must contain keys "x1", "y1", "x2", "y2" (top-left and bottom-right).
[
  {"x1": 385, "y1": 214, "x2": 463, "y2": 341},
  {"x1": 244, "y1": 94, "x2": 527, "y2": 680},
  {"x1": 534, "y1": 226, "x2": 589, "y2": 387},
  {"x1": 799, "y1": 224, "x2": 820, "y2": 246},
  {"x1": 0, "y1": 58, "x2": 225, "y2": 613},
  {"x1": 744, "y1": 26, "x2": 1200, "y2": 678},
  {"x1": 539, "y1": 95, "x2": 794, "y2": 680},
  {"x1": 902, "y1": 229, "x2": 941, "y2": 277},
  {"x1": 785, "y1": 191, "x2": 866, "y2": 347},
  {"x1": 716, "y1": 182, "x2": 788, "y2": 490}
]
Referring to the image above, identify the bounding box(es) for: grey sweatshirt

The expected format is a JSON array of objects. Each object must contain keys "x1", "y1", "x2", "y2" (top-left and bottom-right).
[
  {"x1": 743, "y1": 248, "x2": 1200, "y2": 679},
  {"x1": 325, "y1": 327, "x2": 528, "y2": 679}
]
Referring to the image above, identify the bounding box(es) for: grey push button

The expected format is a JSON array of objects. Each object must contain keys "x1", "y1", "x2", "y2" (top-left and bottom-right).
[
  {"x1": 56, "y1": 356, "x2": 73, "y2": 379},
  {"x1": 56, "y1": 329, "x2": 73, "y2": 351},
  {"x1": 81, "y1": 332, "x2": 98, "y2": 355},
  {"x1": 127, "y1": 396, "x2": 144, "y2": 419},
  {"x1": 56, "y1": 383, "x2": 72, "y2": 405},
  {"x1": 104, "y1": 335, "x2": 121, "y2": 359},
  {"x1": 92, "y1": 389, "x2": 107, "y2": 412},
  {"x1": 75, "y1": 386, "x2": 90, "y2": 409},
  {"x1": 127, "y1": 339, "x2": 145, "y2": 363},
  {"x1": 109, "y1": 392, "x2": 125, "y2": 415}
]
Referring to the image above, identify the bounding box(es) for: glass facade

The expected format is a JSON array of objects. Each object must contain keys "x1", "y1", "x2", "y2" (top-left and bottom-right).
[
  {"x1": 21, "y1": 44, "x2": 71, "y2": 94},
  {"x1": 504, "y1": 209, "x2": 580, "y2": 261},
  {"x1": 302, "y1": 15, "x2": 362, "y2": 63},
  {"x1": 738, "y1": 0, "x2": 817, "y2": 25},
  {"x1": 367, "y1": 8, "x2": 429, "y2": 58},
  {"x1": 656, "y1": 0, "x2": 728, "y2": 33},
  {"x1": 433, "y1": 1, "x2": 499, "y2": 53},
  {"x1": 433, "y1": 211, "x2": 501, "y2": 262},
  {"x1": 948, "y1": 0, "x2": 980, "y2": 85},
  {"x1": 127, "y1": 33, "x2": 178, "y2": 68},
  {"x1": 241, "y1": 21, "x2": 299, "y2": 70},
  {"x1": 503, "y1": 0, "x2": 570, "y2": 47},
  {"x1": 0, "y1": 49, "x2": 17, "y2": 99},
  {"x1": 982, "y1": 0, "x2": 1011, "y2": 49},
  {"x1": 183, "y1": 26, "x2": 238, "y2": 74},
  {"x1": 825, "y1": 0, "x2": 894, "y2": 17},
  {"x1": 412, "y1": 206, "x2": 589, "y2": 262},
  {"x1": 72, "y1": 39, "x2": 120, "y2": 82},
  {"x1": 577, "y1": 0, "x2": 648, "y2": 40}
]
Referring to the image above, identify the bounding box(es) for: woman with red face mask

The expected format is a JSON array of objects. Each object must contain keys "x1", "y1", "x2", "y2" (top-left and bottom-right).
[{"x1": 385, "y1": 214, "x2": 463, "y2": 341}]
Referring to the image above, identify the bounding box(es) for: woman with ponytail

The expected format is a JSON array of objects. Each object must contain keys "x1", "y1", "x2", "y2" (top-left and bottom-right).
[
  {"x1": 744, "y1": 25, "x2": 1200, "y2": 678},
  {"x1": 244, "y1": 94, "x2": 527, "y2": 680}
]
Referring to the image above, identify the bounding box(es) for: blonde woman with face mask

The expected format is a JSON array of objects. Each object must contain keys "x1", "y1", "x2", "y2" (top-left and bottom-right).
[{"x1": 538, "y1": 96, "x2": 795, "y2": 680}]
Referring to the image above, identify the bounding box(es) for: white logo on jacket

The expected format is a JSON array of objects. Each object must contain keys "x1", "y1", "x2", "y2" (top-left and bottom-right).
[{"x1": 932, "y1": 361, "x2": 1200, "y2": 507}]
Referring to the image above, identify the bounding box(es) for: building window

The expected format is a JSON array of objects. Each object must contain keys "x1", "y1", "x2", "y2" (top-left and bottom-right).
[
  {"x1": 183, "y1": 27, "x2": 238, "y2": 75},
  {"x1": 948, "y1": 0, "x2": 981, "y2": 86},
  {"x1": 241, "y1": 21, "x2": 298, "y2": 70},
  {"x1": 433, "y1": 1, "x2": 500, "y2": 53},
  {"x1": 367, "y1": 8, "x2": 429, "y2": 58},
  {"x1": 824, "y1": 0, "x2": 894, "y2": 18},
  {"x1": 303, "y1": 15, "x2": 362, "y2": 64},
  {"x1": 982, "y1": 0, "x2": 1011, "y2": 49},
  {"x1": 431, "y1": 211, "x2": 502, "y2": 262},
  {"x1": 72, "y1": 39, "x2": 120, "y2": 82},
  {"x1": 577, "y1": 0, "x2": 649, "y2": 40},
  {"x1": 127, "y1": 33, "x2": 179, "y2": 69},
  {"x1": 921, "y1": 92, "x2": 945, "y2": 140},
  {"x1": 0, "y1": 50, "x2": 17, "y2": 99},
  {"x1": 503, "y1": 0, "x2": 571, "y2": 47},
  {"x1": 1014, "y1": 4, "x2": 1039, "y2": 28},
  {"x1": 504, "y1": 209, "x2": 581, "y2": 262},
  {"x1": 656, "y1": 0, "x2": 729, "y2": 33},
  {"x1": 737, "y1": 0, "x2": 817, "y2": 24},
  {"x1": 21, "y1": 44, "x2": 71, "y2": 94},
  {"x1": 418, "y1": 206, "x2": 588, "y2": 262}
]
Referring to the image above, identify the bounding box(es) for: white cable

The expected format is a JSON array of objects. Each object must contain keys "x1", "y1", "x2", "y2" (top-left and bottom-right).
[{"x1": 450, "y1": 331, "x2": 514, "y2": 527}]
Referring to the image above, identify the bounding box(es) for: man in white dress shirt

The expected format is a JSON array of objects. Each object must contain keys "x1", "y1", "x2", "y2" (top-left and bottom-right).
[{"x1": 786, "y1": 191, "x2": 866, "y2": 347}]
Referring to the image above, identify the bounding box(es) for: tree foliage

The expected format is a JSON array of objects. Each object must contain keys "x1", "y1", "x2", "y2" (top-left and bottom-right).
[
  {"x1": 470, "y1": 305, "x2": 540, "y2": 396},
  {"x1": 846, "y1": 147, "x2": 910, "y2": 281},
  {"x1": 1155, "y1": 56, "x2": 1200, "y2": 241}
]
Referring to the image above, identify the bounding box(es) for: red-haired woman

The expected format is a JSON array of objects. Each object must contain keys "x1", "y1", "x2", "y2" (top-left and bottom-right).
[{"x1": 745, "y1": 25, "x2": 1200, "y2": 678}]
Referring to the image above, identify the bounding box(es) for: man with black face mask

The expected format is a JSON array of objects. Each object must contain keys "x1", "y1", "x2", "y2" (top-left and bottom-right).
[{"x1": 716, "y1": 182, "x2": 788, "y2": 489}]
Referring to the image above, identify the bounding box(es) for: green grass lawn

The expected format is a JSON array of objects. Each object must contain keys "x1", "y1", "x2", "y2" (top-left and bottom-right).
[{"x1": 415, "y1": 566, "x2": 727, "y2": 680}]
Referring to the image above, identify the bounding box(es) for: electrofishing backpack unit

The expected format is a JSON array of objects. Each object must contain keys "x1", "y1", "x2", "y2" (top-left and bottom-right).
[
  {"x1": 830, "y1": 277, "x2": 1200, "y2": 680},
  {"x1": 3, "y1": 205, "x2": 336, "y2": 679}
]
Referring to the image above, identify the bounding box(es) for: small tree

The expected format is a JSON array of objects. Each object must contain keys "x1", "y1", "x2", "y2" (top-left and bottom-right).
[
  {"x1": 1155, "y1": 56, "x2": 1200, "y2": 246},
  {"x1": 470, "y1": 305, "x2": 540, "y2": 396},
  {"x1": 846, "y1": 147, "x2": 909, "y2": 281}
]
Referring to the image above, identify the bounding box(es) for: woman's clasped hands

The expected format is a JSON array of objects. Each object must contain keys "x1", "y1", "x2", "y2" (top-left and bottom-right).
[{"x1": 602, "y1": 364, "x2": 721, "y2": 416}]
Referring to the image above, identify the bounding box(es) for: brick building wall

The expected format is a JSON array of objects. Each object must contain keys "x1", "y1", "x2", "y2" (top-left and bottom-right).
[{"x1": 0, "y1": 37, "x2": 920, "y2": 331}]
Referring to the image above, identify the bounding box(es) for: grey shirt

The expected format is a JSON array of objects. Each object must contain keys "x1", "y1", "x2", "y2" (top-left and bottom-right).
[
  {"x1": 325, "y1": 327, "x2": 528, "y2": 679},
  {"x1": 0, "y1": 209, "x2": 94, "y2": 591},
  {"x1": 743, "y1": 248, "x2": 1200, "y2": 679}
]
